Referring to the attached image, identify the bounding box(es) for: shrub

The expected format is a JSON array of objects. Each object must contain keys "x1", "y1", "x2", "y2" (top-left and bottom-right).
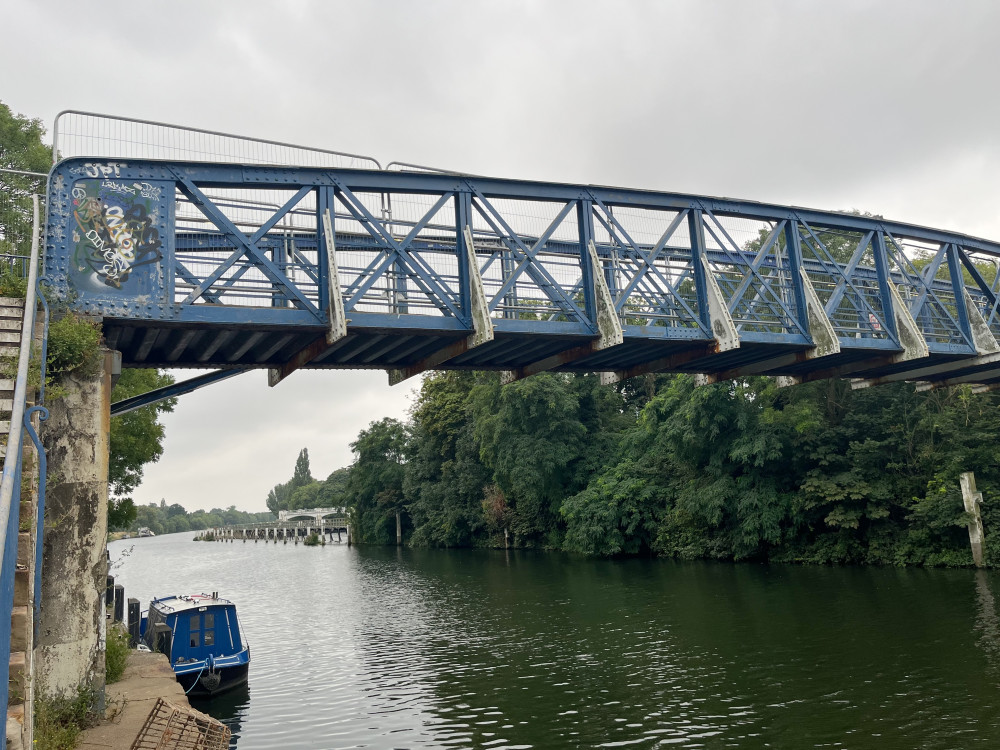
[
  {"x1": 0, "y1": 261, "x2": 27, "y2": 298},
  {"x1": 105, "y1": 623, "x2": 131, "y2": 684},
  {"x1": 46, "y1": 313, "x2": 102, "y2": 376},
  {"x1": 34, "y1": 685, "x2": 100, "y2": 750}
]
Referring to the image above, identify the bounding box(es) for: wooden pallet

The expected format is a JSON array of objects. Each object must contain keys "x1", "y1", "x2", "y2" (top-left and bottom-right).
[{"x1": 130, "y1": 698, "x2": 230, "y2": 750}]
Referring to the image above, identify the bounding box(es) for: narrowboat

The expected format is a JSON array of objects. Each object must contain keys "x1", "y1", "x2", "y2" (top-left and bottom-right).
[{"x1": 139, "y1": 593, "x2": 250, "y2": 696}]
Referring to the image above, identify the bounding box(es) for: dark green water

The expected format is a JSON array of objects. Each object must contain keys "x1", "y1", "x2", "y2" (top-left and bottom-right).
[{"x1": 108, "y1": 534, "x2": 1000, "y2": 748}]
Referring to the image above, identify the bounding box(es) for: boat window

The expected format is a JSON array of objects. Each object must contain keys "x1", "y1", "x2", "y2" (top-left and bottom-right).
[
  {"x1": 204, "y1": 630, "x2": 215, "y2": 646},
  {"x1": 204, "y1": 613, "x2": 214, "y2": 629},
  {"x1": 190, "y1": 614, "x2": 200, "y2": 631},
  {"x1": 190, "y1": 631, "x2": 200, "y2": 647}
]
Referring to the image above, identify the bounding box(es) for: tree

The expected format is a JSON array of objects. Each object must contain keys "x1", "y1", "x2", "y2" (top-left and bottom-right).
[
  {"x1": 0, "y1": 101, "x2": 50, "y2": 256},
  {"x1": 293, "y1": 447, "x2": 313, "y2": 486},
  {"x1": 347, "y1": 419, "x2": 409, "y2": 544},
  {"x1": 470, "y1": 373, "x2": 590, "y2": 547},
  {"x1": 265, "y1": 447, "x2": 316, "y2": 513},
  {"x1": 107, "y1": 369, "x2": 176, "y2": 529},
  {"x1": 405, "y1": 372, "x2": 492, "y2": 547}
]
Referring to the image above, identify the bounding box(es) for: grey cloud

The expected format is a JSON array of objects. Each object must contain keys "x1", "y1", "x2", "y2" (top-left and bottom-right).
[{"x1": 5, "y1": 0, "x2": 999, "y2": 511}]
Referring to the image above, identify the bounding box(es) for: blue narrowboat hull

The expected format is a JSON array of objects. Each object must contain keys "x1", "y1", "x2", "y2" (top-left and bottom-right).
[
  {"x1": 140, "y1": 594, "x2": 250, "y2": 698},
  {"x1": 175, "y1": 659, "x2": 249, "y2": 697}
]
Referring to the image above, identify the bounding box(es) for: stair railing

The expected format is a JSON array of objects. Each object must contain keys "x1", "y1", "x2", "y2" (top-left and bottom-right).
[{"x1": 0, "y1": 193, "x2": 47, "y2": 736}]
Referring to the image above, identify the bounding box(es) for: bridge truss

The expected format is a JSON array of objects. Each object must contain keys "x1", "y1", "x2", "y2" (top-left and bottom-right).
[{"x1": 44, "y1": 158, "x2": 1000, "y2": 390}]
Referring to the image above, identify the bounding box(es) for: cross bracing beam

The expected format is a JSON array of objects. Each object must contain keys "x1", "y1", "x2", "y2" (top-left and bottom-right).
[
  {"x1": 44, "y1": 158, "x2": 1000, "y2": 386},
  {"x1": 110, "y1": 368, "x2": 247, "y2": 416}
]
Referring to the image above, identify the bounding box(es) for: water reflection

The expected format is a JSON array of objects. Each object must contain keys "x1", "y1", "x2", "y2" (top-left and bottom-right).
[
  {"x1": 110, "y1": 536, "x2": 1000, "y2": 749},
  {"x1": 974, "y1": 570, "x2": 1000, "y2": 677},
  {"x1": 190, "y1": 683, "x2": 250, "y2": 748}
]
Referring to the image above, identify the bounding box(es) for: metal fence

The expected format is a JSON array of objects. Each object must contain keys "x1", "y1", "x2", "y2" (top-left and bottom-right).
[
  {"x1": 52, "y1": 110, "x2": 381, "y2": 169},
  {"x1": 0, "y1": 169, "x2": 46, "y2": 265}
]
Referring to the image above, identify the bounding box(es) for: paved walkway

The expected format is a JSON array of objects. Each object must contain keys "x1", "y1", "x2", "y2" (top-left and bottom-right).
[{"x1": 78, "y1": 651, "x2": 189, "y2": 749}]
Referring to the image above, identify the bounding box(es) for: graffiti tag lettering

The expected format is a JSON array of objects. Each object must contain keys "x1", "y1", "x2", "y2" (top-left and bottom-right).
[{"x1": 70, "y1": 179, "x2": 163, "y2": 290}]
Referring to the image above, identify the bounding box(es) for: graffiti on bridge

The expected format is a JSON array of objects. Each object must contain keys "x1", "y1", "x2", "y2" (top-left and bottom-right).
[{"x1": 69, "y1": 177, "x2": 166, "y2": 292}]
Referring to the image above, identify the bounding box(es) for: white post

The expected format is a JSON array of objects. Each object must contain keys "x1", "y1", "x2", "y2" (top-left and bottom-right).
[{"x1": 961, "y1": 472, "x2": 986, "y2": 568}]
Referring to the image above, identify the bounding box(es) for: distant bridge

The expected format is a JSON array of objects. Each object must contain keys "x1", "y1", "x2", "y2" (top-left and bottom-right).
[
  {"x1": 45, "y1": 158, "x2": 1000, "y2": 392},
  {"x1": 277, "y1": 506, "x2": 345, "y2": 523},
  {"x1": 209, "y1": 514, "x2": 351, "y2": 544}
]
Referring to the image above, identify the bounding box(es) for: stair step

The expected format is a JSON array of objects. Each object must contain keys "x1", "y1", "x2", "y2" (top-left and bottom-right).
[
  {"x1": 0, "y1": 401, "x2": 13, "y2": 413},
  {"x1": 0, "y1": 298, "x2": 25, "y2": 309},
  {"x1": 8, "y1": 652, "x2": 25, "y2": 702},
  {"x1": 0, "y1": 380, "x2": 13, "y2": 392},
  {"x1": 0, "y1": 334, "x2": 19, "y2": 345},
  {"x1": 15, "y1": 534, "x2": 29, "y2": 568},
  {"x1": 9, "y1": 608, "x2": 28, "y2": 654},
  {"x1": 13, "y1": 569, "x2": 28, "y2": 609}
]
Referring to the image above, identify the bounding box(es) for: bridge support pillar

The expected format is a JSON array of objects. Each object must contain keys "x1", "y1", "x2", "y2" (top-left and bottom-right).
[{"x1": 37, "y1": 349, "x2": 113, "y2": 702}]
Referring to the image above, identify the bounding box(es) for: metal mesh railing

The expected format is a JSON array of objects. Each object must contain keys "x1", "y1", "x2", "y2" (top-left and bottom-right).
[
  {"x1": 53, "y1": 110, "x2": 381, "y2": 170},
  {"x1": 0, "y1": 169, "x2": 46, "y2": 260}
]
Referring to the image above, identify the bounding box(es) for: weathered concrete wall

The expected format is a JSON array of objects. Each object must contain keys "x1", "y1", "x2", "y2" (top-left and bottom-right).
[{"x1": 34, "y1": 350, "x2": 111, "y2": 697}]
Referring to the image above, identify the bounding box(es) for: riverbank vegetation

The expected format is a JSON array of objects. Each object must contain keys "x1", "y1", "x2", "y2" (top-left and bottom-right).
[
  {"x1": 104, "y1": 624, "x2": 130, "y2": 684},
  {"x1": 118, "y1": 501, "x2": 273, "y2": 536},
  {"x1": 33, "y1": 686, "x2": 101, "y2": 750},
  {"x1": 270, "y1": 371, "x2": 998, "y2": 566}
]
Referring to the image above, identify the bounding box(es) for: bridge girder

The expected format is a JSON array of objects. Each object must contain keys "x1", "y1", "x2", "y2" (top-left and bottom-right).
[{"x1": 46, "y1": 159, "x2": 1000, "y2": 386}]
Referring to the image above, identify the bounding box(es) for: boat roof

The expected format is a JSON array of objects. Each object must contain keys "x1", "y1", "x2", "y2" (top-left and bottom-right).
[{"x1": 149, "y1": 594, "x2": 235, "y2": 614}]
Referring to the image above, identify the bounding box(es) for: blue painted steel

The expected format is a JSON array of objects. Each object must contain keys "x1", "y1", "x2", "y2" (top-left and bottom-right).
[
  {"x1": 23, "y1": 406, "x2": 49, "y2": 639},
  {"x1": 110, "y1": 369, "x2": 246, "y2": 416},
  {"x1": 42, "y1": 158, "x2": 1000, "y2": 382}
]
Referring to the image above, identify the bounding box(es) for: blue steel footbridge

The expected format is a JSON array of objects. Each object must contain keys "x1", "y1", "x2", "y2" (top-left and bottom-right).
[{"x1": 44, "y1": 157, "x2": 1000, "y2": 393}]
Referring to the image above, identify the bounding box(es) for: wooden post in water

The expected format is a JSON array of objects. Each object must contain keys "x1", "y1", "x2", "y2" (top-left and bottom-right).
[
  {"x1": 113, "y1": 584, "x2": 125, "y2": 623},
  {"x1": 396, "y1": 511, "x2": 402, "y2": 546},
  {"x1": 961, "y1": 471, "x2": 986, "y2": 568},
  {"x1": 127, "y1": 598, "x2": 140, "y2": 647}
]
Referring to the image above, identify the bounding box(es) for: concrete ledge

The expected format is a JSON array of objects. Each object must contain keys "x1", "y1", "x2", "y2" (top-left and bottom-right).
[{"x1": 78, "y1": 651, "x2": 190, "y2": 750}]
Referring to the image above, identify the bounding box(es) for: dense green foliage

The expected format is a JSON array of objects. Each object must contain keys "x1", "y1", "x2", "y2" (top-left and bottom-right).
[
  {"x1": 108, "y1": 369, "x2": 176, "y2": 528},
  {"x1": 320, "y1": 370, "x2": 998, "y2": 566},
  {"x1": 125, "y1": 500, "x2": 273, "y2": 535},
  {"x1": 0, "y1": 101, "x2": 50, "y2": 258},
  {"x1": 46, "y1": 313, "x2": 102, "y2": 376},
  {"x1": 104, "y1": 624, "x2": 130, "y2": 684},
  {"x1": 266, "y1": 448, "x2": 350, "y2": 513},
  {"x1": 34, "y1": 686, "x2": 100, "y2": 750}
]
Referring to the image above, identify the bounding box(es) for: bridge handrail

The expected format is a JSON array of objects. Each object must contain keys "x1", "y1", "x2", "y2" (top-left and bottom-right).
[
  {"x1": 0, "y1": 193, "x2": 48, "y2": 724},
  {"x1": 51, "y1": 110, "x2": 383, "y2": 170}
]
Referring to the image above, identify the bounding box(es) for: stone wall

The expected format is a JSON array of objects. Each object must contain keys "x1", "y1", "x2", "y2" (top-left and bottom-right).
[{"x1": 34, "y1": 350, "x2": 111, "y2": 697}]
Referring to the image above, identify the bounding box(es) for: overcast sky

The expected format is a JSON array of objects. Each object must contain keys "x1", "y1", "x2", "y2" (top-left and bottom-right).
[{"x1": 3, "y1": 0, "x2": 1000, "y2": 513}]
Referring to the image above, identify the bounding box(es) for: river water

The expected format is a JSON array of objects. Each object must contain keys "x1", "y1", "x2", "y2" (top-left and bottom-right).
[{"x1": 108, "y1": 533, "x2": 1000, "y2": 749}]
